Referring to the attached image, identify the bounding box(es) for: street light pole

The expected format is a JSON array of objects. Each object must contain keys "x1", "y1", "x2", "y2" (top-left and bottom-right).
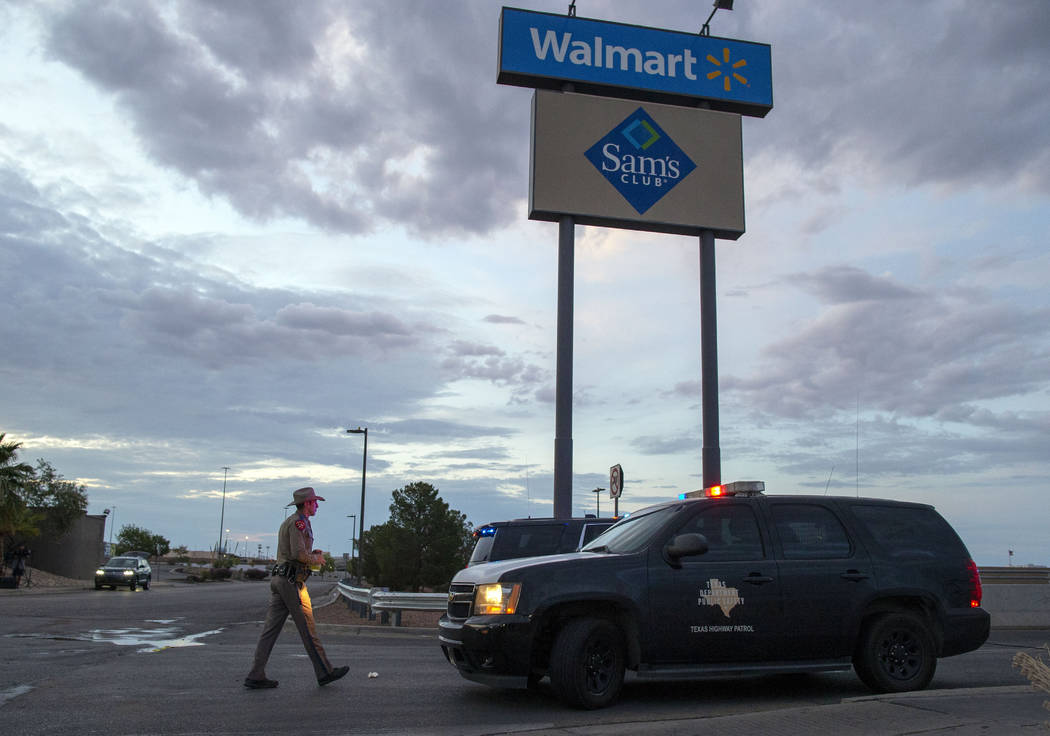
[
  {"x1": 591, "y1": 487, "x2": 604, "y2": 518},
  {"x1": 346, "y1": 514, "x2": 357, "y2": 581},
  {"x1": 217, "y1": 466, "x2": 229, "y2": 560},
  {"x1": 103, "y1": 507, "x2": 116, "y2": 550},
  {"x1": 346, "y1": 427, "x2": 368, "y2": 585}
]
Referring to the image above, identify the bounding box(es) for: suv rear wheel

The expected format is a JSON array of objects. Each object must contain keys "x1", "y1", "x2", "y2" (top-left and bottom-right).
[
  {"x1": 548, "y1": 618, "x2": 625, "y2": 709},
  {"x1": 854, "y1": 612, "x2": 936, "y2": 692}
]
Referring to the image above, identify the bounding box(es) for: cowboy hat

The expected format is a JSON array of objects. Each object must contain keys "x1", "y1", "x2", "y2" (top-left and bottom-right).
[{"x1": 286, "y1": 486, "x2": 326, "y2": 507}]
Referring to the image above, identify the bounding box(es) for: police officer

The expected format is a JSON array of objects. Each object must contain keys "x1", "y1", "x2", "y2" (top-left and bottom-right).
[{"x1": 244, "y1": 487, "x2": 349, "y2": 689}]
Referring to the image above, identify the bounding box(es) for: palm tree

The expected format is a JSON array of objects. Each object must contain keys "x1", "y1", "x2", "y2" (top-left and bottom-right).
[{"x1": 0, "y1": 434, "x2": 37, "y2": 565}]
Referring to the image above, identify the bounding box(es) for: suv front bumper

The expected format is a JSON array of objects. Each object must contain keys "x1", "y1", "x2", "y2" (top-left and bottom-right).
[{"x1": 438, "y1": 614, "x2": 535, "y2": 688}]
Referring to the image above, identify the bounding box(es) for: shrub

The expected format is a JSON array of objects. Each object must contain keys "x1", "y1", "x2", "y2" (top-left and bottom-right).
[
  {"x1": 244, "y1": 568, "x2": 268, "y2": 581},
  {"x1": 1013, "y1": 646, "x2": 1050, "y2": 727},
  {"x1": 209, "y1": 567, "x2": 232, "y2": 580}
]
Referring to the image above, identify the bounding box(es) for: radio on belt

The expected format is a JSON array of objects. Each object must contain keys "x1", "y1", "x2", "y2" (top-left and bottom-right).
[{"x1": 679, "y1": 480, "x2": 765, "y2": 499}]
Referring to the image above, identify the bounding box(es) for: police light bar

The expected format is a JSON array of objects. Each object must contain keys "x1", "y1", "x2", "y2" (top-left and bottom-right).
[{"x1": 679, "y1": 481, "x2": 765, "y2": 499}]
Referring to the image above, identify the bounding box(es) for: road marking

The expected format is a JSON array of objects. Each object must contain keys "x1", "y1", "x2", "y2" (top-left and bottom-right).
[{"x1": 0, "y1": 685, "x2": 33, "y2": 706}]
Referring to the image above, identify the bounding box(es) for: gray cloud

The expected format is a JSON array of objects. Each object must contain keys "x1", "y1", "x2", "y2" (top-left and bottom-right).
[
  {"x1": 441, "y1": 339, "x2": 549, "y2": 399},
  {"x1": 0, "y1": 165, "x2": 522, "y2": 450},
  {"x1": 43, "y1": 0, "x2": 525, "y2": 237},
  {"x1": 791, "y1": 266, "x2": 921, "y2": 304},
  {"x1": 36, "y1": 0, "x2": 1050, "y2": 239},
  {"x1": 744, "y1": 0, "x2": 1050, "y2": 195},
  {"x1": 376, "y1": 419, "x2": 516, "y2": 443},
  {"x1": 723, "y1": 267, "x2": 1050, "y2": 420},
  {"x1": 483, "y1": 314, "x2": 527, "y2": 326}
]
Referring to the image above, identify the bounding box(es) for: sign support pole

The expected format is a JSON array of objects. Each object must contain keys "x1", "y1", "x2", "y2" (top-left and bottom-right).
[
  {"x1": 700, "y1": 228, "x2": 721, "y2": 489},
  {"x1": 553, "y1": 215, "x2": 575, "y2": 518}
]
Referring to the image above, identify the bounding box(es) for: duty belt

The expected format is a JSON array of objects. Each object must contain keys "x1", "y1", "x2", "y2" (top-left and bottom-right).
[{"x1": 271, "y1": 562, "x2": 310, "y2": 580}]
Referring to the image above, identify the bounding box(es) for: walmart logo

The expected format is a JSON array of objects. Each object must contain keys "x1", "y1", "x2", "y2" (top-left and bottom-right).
[
  {"x1": 706, "y1": 47, "x2": 748, "y2": 92},
  {"x1": 584, "y1": 108, "x2": 695, "y2": 215}
]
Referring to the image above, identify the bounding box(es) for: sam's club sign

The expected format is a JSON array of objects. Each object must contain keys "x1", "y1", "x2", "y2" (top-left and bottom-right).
[
  {"x1": 499, "y1": 7, "x2": 772, "y2": 117},
  {"x1": 530, "y1": 90, "x2": 744, "y2": 239},
  {"x1": 584, "y1": 107, "x2": 696, "y2": 215}
]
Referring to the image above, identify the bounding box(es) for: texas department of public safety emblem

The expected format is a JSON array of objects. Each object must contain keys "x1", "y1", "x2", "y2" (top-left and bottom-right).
[{"x1": 698, "y1": 578, "x2": 743, "y2": 617}]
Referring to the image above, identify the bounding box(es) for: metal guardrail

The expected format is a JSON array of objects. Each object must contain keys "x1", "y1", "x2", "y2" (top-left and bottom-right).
[
  {"x1": 979, "y1": 566, "x2": 1050, "y2": 585},
  {"x1": 335, "y1": 581, "x2": 446, "y2": 626}
]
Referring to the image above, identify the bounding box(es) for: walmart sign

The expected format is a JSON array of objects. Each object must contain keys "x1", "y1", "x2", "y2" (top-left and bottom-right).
[{"x1": 499, "y1": 7, "x2": 772, "y2": 118}]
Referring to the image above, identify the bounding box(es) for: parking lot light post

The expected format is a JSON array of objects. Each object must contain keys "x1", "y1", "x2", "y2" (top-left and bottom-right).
[
  {"x1": 217, "y1": 466, "x2": 229, "y2": 561},
  {"x1": 346, "y1": 427, "x2": 368, "y2": 585},
  {"x1": 346, "y1": 514, "x2": 357, "y2": 581},
  {"x1": 591, "y1": 487, "x2": 604, "y2": 518}
]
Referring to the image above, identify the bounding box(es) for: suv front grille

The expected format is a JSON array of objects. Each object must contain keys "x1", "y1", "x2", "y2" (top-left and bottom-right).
[{"x1": 447, "y1": 582, "x2": 476, "y2": 618}]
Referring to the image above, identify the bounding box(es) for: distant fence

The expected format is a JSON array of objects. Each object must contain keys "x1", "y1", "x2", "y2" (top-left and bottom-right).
[{"x1": 335, "y1": 581, "x2": 446, "y2": 627}]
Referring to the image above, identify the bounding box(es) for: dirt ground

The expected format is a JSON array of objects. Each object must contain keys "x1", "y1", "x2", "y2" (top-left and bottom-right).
[{"x1": 4, "y1": 568, "x2": 86, "y2": 589}]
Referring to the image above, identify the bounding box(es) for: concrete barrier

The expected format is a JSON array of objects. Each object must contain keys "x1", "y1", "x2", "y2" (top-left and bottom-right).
[{"x1": 982, "y1": 584, "x2": 1050, "y2": 628}]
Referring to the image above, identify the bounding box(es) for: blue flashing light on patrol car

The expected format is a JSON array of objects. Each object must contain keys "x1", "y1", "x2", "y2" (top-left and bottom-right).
[{"x1": 679, "y1": 480, "x2": 764, "y2": 499}]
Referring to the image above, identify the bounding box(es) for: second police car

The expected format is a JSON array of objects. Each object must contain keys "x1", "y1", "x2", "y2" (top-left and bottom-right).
[{"x1": 439, "y1": 482, "x2": 990, "y2": 708}]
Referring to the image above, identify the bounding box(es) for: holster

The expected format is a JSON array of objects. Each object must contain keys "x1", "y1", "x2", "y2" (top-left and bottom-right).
[{"x1": 272, "y1": 562, "x2": 310, "y2": 584}]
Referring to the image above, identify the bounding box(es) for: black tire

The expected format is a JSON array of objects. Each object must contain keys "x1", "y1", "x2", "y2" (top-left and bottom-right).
[
  {"x1": 854, "y1": 612, "x2": 936, "y2": 693},
  {"x1": 94, "y1": 583, "x2": 102, "y2": 590},
  {"x1": 129, "y1": 579, "x2": 136, "y2": 591},
  {"x1": 143, "y1": 576, "x2": 150, "y2": 590},
  {"x1": 548, "y1": 618, "x2": 625, "y2": 709}
]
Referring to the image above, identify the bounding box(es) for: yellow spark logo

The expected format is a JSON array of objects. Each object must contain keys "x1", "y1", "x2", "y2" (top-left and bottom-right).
[{"x1": 706, "y1": 48, "x2": 748, "y2": 92}]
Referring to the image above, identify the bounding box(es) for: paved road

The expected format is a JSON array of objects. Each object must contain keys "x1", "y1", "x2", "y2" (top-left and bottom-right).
[{"x1": 0, "y1": 580, "x2": 1045, "y2": 735}]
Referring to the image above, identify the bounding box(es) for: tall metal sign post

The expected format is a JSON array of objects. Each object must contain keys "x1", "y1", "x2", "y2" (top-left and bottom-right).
[
  {"x1": 609, "y1": 463, "x2": 623, "y2": 517},
  {"x1": 499, "y1": 6, "x2": 773, "y2": 515}
]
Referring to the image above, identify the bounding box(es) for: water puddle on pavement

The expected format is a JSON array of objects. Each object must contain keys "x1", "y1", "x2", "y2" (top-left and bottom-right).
[{"x1": 6, "y1": 619, "x2": 224, "y2": 653}]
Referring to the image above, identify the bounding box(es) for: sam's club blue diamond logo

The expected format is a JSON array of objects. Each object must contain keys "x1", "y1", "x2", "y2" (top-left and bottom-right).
[{"x1": 585, "y1": 108, "x2": 696, "y2": 215}]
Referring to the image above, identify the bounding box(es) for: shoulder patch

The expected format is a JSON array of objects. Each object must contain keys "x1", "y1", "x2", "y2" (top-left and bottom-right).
[{"x1": 295, "y1": 520, "x2": 306, "y2": 531}]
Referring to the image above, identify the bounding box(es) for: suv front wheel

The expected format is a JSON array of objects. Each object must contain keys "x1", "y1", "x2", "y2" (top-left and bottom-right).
[
  {"x1": 854, "y1": 612, "x2": 936, "y2": 693},
  {"x1": 548, "y1": 618, "x2": 625, "y2": 709}
]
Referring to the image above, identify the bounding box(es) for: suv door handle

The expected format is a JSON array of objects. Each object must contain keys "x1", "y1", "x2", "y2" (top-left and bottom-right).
[
  {"x1": 744, "y1": 574, "x2": 774, "y2": 585},
  {"x1": 841, "y1": 570, "x2": 870, "y2": 582}
]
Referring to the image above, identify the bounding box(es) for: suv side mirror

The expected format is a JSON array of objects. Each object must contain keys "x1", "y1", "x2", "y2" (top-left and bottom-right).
[{"x1": 664, "y1": 533, "x2": 709, "y2": 567}]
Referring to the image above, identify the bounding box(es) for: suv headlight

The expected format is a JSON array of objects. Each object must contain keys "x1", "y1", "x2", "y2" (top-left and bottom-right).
[
  {"x1": 475, "y1": 583, "x2": 521, "y2": 615},
  {"x1": 123, "y1": 570, "x2": 134, "y2": 576},
  {"x1": 95, "y1": 569, "x2": 104, "y2": 576}
]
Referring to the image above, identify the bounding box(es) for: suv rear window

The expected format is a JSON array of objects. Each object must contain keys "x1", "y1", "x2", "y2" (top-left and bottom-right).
[
  {"x1": 490, "y1": 524, "x2": 565, "y2": 560},
  {"x1": 851, "y1": 504, "x2": 967, "y2": 559}
]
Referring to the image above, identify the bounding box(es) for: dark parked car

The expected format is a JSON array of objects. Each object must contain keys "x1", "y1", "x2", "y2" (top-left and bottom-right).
[
  {"x1": 95, "y1": 556, "x2": 152, "y2": 590},
  {"x1": 468, "y1": 517, "x2": 617, "y2": 566},
  {"x1": 440, "y1": 482, "x2": 989, "y2": 708}
]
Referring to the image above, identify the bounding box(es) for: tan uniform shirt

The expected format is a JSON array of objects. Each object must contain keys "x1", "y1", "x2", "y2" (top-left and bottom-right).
[{"x1": 276, "y1": 512, "x2": 313, "y2": 566}]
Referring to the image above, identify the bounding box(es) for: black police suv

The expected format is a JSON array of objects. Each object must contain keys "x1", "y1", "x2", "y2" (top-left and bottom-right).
[
  {"x1": 439, "y1": 482, "x2": 989, "y2": 709},
  {"x1": 468, "y1": 517, "x2": 616, "y2": 566}
]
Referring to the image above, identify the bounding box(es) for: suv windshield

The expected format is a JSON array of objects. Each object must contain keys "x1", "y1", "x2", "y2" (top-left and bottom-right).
[
  {"x1": 581, "y1": 505, "x2": 680, "y2": 554},
  {"x1": 107, "y1": 557, "x2": 137, "y2": 567}
]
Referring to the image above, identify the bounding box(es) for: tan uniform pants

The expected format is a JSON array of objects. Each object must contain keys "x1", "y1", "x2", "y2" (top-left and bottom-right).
[{"x1": 248, "y1": 575, "x2": 334, "y2": 680}]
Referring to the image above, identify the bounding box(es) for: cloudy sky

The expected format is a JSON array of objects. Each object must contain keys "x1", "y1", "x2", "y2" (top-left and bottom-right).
[{"x1": 2, "y1": 0, "x2": 1047, "y2": 567}]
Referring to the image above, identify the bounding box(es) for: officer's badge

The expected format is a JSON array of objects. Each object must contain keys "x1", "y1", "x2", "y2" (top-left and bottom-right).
[{"x1": 295, "y1": 520, "x2": 306, "y2": 531}]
